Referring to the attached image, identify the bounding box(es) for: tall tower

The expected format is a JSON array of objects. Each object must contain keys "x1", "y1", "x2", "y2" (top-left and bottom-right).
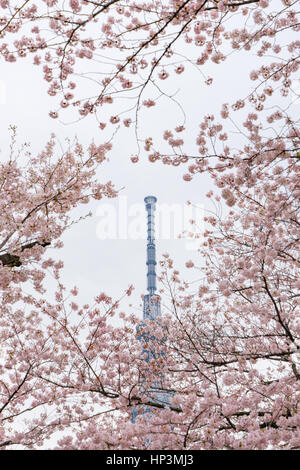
[
  {"x1": 143, "y1": 196, "x2": 161, "y2": 321},
  {"x1": 131, "y1": 196, "x2": 174, "y2": 425}
]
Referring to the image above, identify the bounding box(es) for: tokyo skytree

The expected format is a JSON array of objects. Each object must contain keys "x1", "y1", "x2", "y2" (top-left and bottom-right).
[
  {"x1": 132, "y1": 196, "x2": 175, "y2": 422},
  {"x1": 143, "y1": 196, "x2": 161, "y2": 321}
]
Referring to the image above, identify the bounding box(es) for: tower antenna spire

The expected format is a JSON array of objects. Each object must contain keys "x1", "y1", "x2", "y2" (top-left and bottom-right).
[
  {"x1": 143, "y1": 196, "x2": 160, "y2": 320},
  {"x1": 144, "y1": 195, "x2": 157, "y2": 296},
  {"x1": 131, "y1": 196, "x2": 175, "y2": 423}
]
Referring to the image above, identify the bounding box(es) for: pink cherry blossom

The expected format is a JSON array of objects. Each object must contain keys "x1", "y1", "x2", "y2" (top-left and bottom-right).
[{"x1": 0, "y1": 0, "x2": 299, "y2": 451}]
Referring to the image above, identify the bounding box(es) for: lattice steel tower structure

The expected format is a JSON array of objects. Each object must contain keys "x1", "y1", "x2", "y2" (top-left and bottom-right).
[
  {"x1": 131, "y1": 196, "x2": 174, "y2": 423},
  {"x1": 143, "y1": 196, "x2": 161, "y2": 321}
]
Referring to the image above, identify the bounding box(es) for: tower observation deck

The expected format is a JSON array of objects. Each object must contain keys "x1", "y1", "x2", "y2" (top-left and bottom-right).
[{"x1": 131, "y1": 196, "x2": 176, "y2": 423}]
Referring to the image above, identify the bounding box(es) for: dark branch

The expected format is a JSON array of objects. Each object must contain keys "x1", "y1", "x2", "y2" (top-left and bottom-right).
[{"x1": 0, "y1": 241, "x2": 50, "y2": 267}]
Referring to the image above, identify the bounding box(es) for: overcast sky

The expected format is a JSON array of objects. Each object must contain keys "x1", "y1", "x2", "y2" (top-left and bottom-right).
[{"x1": 1, "y1": 28, "x2": 296, "y2": 317}]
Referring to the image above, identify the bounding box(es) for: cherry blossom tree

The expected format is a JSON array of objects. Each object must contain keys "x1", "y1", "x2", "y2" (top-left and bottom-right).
[
  {"x1": 0, "y1": 1, "x2": 298, "y2": 131},
  {"x1": 2, "y1": 140, "x2": 299, "y2": 448},
  {"x1": 0, "y1": 1, "x2": 298, "y2": 177},
  {"x1": 53, "y1": 137, "x2": 300, "y2": 449},
  {"x1": 0, "y1": 128, "x2": 126, "y2": 448},
  {"x1": 0, "y1": 0, "x2": 299, "y2": 450}
]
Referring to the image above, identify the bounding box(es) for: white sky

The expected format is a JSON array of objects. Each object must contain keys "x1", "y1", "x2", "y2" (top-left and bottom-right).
[{"x1": 0, "y1": 21, "x2": 296, "y2": 316}]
